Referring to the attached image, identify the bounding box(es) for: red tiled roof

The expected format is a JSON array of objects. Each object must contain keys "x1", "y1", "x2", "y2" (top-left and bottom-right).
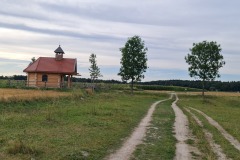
[{"x1": 23, "y1": 57, "x2": 77, "y2": 75}]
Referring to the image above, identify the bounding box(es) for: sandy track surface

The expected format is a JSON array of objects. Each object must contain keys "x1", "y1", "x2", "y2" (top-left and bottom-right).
[
  {"x1": 105, "y1": 97, "x2": 170, "y2": 160},
  {"x1": 185, "y1": 108, "x2": 229, "y2": 160},
  {"x1": 172, "y1": 94, "x2": 193, "y2": 160},
  {"x1": 190, "y1": 107, "x2": 240, "y2": 151}
]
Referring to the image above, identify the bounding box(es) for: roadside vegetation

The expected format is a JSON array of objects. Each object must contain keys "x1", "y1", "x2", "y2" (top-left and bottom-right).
[
  {"x1": 0, "y1": 88, "x2": 168, "y2": 159},
  {"x1": 178, "y1": 93, "x2": 240, "y2": 159}
]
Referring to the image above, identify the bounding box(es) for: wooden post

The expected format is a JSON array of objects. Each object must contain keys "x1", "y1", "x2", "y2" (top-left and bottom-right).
[
  {"x1": 61, "y1": 75, "x2": 64, "y2": 88},
  {"x1": 27, "y1": 73, "x2": 29, "y2": 87},
  {"x1": 67, "y1": 75, "x2": 71, "y2": 88}
]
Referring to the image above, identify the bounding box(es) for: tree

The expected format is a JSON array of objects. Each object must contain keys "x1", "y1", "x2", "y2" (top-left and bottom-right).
[
  {"x1": 31, "y1": 57, "x2": 36, "y2": 62},
  {"x1": 118, "y1": 35, "x2": 148, "y2": 94},
  {"x1": 89, "y1": 53, "x2": 102, "y2": 88},
  {"x1": 29, "y1": 57, "x2": 36, "y2": 65},
  {"x1": 185, "y1": 41, "x2": 225, "y2": 96}
]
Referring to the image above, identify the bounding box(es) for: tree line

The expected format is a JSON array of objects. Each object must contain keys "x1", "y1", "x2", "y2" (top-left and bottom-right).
[
  {"x1": 0, "y1": 75, "x2": 27, "y2": 80},
  {"x1": 141, "y1": 80, "x2": 240, "y2": 92},
  {"x1": 1, "y1": 75, "x2": 240, "y2": 92}
]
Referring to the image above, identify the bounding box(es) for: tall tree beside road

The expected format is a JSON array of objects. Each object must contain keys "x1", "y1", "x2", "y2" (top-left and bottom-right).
[
  {"x1": 118, "y1": 35, "x2": 148, "y2": 94},
  {"x1": 185, "y1": 41, "x2": 225, "y2": 96}
]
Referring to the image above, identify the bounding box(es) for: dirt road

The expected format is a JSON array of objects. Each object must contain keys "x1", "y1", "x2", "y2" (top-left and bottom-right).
[
  {"x1": 105, "y1": 97, "x2": 170, "y2": 160},
  {"x1": 171, "y1": 94, "x2": 193, "y2": 160}
]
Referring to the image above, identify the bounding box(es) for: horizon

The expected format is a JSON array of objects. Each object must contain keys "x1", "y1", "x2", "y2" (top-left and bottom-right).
[
  {"x1": 1, "y1": 1, "x2": 240, "y2": 82},
  {"x1": 1, "y1": 74, "x2": 240, "y2": 83}
]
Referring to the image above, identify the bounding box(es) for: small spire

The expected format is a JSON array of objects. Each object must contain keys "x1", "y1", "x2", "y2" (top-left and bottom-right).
[{"x1": 54, "y1": 45, "x2": 65, "y2": 54}]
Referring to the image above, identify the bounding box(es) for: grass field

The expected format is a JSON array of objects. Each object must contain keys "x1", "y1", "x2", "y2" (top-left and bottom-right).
[
  {"x1": 0, "y1": 89, "x2": 168, "y2": 159},
  {"x1": 178, "y1": 93, "x2": 240, "y2": 159},
  {"x1": 1, "y1": 87, "x2": 240, "y2": 159}
]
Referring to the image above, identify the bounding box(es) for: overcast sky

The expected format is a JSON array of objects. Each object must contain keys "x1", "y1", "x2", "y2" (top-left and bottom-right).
[{"x1": 0, "y1": 0, "x2": 240, "y2": 81}]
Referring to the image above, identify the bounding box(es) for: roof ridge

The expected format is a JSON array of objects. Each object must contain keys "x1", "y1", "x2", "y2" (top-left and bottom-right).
[
  {"x1": 35, "y1": 57, "x2": 41, "y2": 71},
  {"x1": 39, "y1": 57, "x2": 75, "y2": 60}
]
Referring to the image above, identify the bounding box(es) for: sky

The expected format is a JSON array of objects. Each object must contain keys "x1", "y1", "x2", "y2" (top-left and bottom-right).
[{"x1": 0, "y1": 0, "x2": 240, "y2": 82}]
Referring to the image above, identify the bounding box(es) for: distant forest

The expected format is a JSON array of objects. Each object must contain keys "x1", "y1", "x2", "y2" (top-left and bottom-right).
[
  {"x1": 1, "y1": 75, "x2": 240, "y2": 92},
  {"x1": 140, "y1": 80, "x2": 240, "y2": 92}
]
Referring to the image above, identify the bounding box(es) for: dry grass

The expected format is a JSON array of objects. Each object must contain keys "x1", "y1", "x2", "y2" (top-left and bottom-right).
[
  {"x1": 145, "y1": 89, "x2": 240, "y2": 97},
  {"x1": 85, "y1": 88, "x2": 94, "y2": 95},
  {"x1": 140, "y1": 90, "x2": 174, "y2": 94},
  {"x1": 178, "y1": 91, "x2": 240, "y2": 97},
  {"x1": 7, "y1": 139, "x2": 38, "y2": 155},
  {"x1": 0, "y1": 88, "x2": 70, "y2": 101}
]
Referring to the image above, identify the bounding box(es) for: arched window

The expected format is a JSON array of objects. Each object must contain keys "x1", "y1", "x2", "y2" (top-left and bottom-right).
[{"x1": 42, "y1": 74, "x2": 48, "y2": 82}]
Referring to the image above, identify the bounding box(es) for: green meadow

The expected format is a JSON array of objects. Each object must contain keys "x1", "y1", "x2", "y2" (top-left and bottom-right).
[
  {"x1": 1, "y1": 87, "x2": 240, "y2": 159},
  {"x1": 0, "y1": 89, "x2": 168, "y2": 160}
]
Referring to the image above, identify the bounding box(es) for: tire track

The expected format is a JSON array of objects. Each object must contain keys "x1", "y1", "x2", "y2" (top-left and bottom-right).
[
  {"x1": 172, "y1": 94, "x2": 199, "y2": 160},
  {"x1": 185, "y1": 107, "x2": 229, "y2": 160},
  {"x1": 190, "y1": 107, "x2": 240, "y2": 151}
]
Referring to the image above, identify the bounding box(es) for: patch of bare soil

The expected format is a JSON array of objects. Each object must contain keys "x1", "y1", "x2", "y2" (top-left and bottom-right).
[
  {"x1": 190, "y1": 107, "x2": 240, "y2": 151},
  {"x1": 105, "y1": 98, "x2": 170, "y2": 160},
  {"x1": 185, "y1": 108, "x2": 229, "y2": 160},
  {"x1": 172, "y1": 94, "x2": 199, "y2": 160}
]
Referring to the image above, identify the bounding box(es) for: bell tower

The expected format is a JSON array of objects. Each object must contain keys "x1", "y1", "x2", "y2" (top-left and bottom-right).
[{"x1": 54, "y1": 45, "x2": 65, "y2": 60}]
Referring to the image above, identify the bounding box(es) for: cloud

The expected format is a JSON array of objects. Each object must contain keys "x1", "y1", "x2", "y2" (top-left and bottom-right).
[
  {"x1": 1, "y1": 0, "x2": 240, "y2": 81},
  {"x1": 0, "y1": 58, "x2": 29, "y2": 76}
]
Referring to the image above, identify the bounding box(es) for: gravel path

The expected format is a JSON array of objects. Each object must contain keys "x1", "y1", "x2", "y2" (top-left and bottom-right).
[
  {"x1": 190, "y1": 107, "x2": 240, "y2": 151},
  {"x1": 185, "y1": 107, "x2": 229, "y2": 160},
  {"x1": 171, "y1": 94, "x2": 193, "y2": 160},
  {"x1": 105, "y1": 97, "x2": 170, "y2": 160}
]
